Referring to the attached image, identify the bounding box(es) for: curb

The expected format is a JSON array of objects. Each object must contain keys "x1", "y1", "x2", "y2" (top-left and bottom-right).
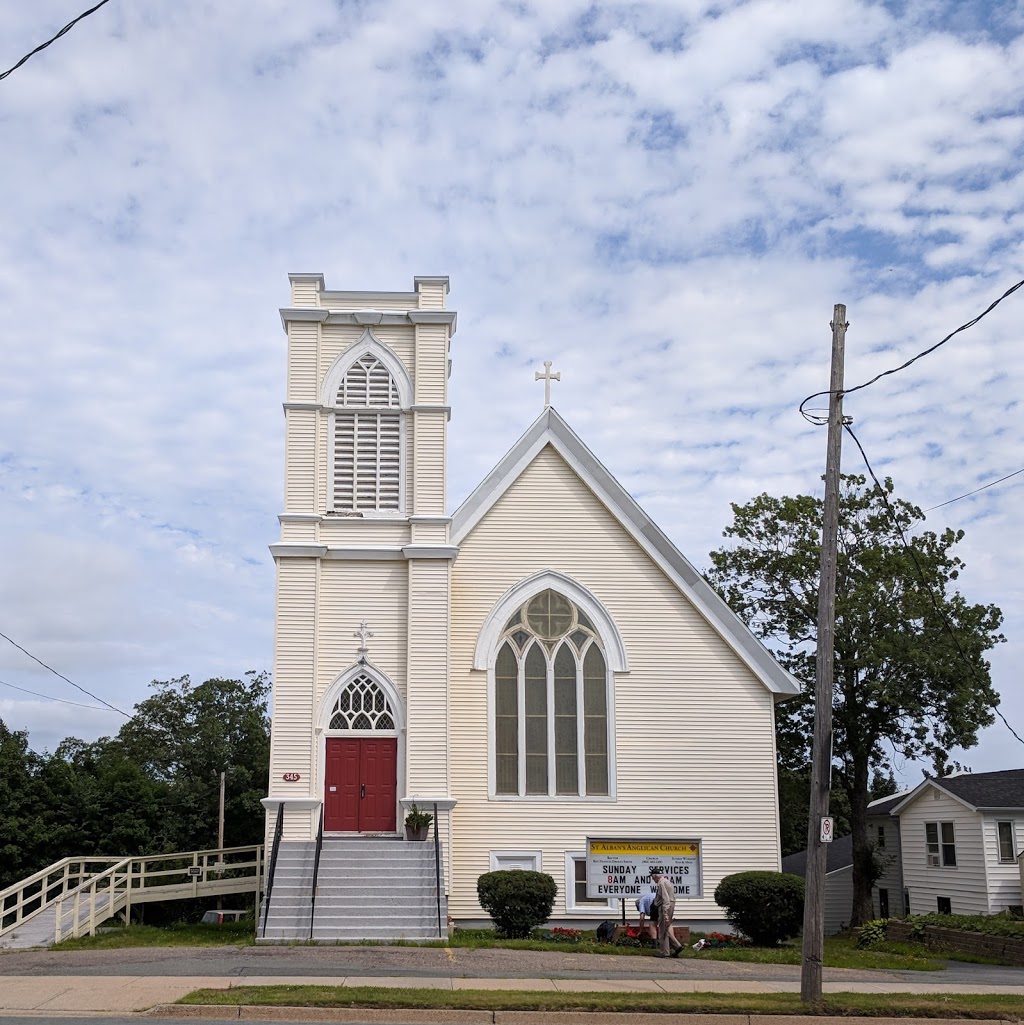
[{"x1": 143, "y1": 1009, "x2": 1022, "y2": 1025}]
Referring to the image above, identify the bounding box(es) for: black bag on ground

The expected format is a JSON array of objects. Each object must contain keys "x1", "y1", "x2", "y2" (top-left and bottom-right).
[{"x1": 596, "y1": 920, "x2": 616, "y2": 943}]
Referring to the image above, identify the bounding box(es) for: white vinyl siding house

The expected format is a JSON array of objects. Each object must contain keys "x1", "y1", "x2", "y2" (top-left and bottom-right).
[{"x1": 893, "y1": 772, "x2": 1024, "y2": 917}]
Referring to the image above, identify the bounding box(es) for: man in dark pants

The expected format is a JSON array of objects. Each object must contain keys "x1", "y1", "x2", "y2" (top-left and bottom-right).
[{"x1": 651, "y1": 868, "x2": 683, "y2": 957}]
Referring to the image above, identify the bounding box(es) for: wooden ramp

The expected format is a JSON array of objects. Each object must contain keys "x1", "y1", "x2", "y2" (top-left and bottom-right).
[{"x1": 0, "y1": 845, "x2": 263, "y2": 950}]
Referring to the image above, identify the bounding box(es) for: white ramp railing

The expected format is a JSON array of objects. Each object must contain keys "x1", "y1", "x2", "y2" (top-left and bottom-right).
[
  {"x1": 52, "y1": 844, "x2": 264, "y2": 942},
  {"x1": 1, "y1": 858, "x2": 123, "y2": 937},
  {"x1": 1, "y1": 845, "x2": 263, "y2": 946}
]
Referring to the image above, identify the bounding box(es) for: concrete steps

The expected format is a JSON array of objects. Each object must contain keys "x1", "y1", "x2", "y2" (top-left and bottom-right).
[{"x1": 259, "y1": 837, "x2": 446, "y2": 943}]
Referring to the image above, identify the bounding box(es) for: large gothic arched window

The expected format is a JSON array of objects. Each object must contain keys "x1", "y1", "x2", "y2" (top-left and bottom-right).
[
  {"x1": 332, "y1": 353, "x2": 402, "y2": 512},
  {"x1": 494, "y1": 589, "x2": 609, "y2": 797}
]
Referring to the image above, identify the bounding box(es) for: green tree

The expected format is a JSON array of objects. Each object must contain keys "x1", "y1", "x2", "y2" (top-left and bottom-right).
[
  {"x1": 707, "y1": 475, "x2": 1004, "y2": 926},
  {"x1": 0, "y1": 719, "x2": 48, "y2": 888},
  {"x1": 116, "y1": 672, "x2": 271, "y2": 852}
]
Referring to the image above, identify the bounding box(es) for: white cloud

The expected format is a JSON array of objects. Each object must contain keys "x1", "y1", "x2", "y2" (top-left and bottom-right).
[{"x1": 0, "y1": 0, "x2": 1022, "y2": 779}]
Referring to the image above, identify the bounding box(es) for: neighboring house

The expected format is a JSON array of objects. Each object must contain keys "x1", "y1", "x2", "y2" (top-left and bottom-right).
[
  {"x1": 782, "y1": 792, "x2": 907, "y2": 934},
  {"x1": 867, "y1": 792, "x2": 906, "y2": 920},
  {"x1": 782, "y1": 834, "x2": 855, "y2": 935},
  {"x1": 261, "y1": 273, "x2": 802, "y2": 939},
  {"x1": 892, "y1": 769, "x2": 1024, "y2": 917}
]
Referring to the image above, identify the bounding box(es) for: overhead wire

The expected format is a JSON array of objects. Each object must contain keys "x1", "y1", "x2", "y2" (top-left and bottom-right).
[
  {"x1": 799, "y1": 277, "x2": 1024, "y2": 425},
  {"x1": 0, "y1": 0, "x2": 114, "y2": 83},
  {"x1": 842, "y1": 424, "x2": 1024, "y2": 749},
  {"x1": 0, "y1": 675, "x2": 112, "y2": 712},
  {"x1": 925, "y1": 466, "x2": 1024, "y2": 513},
  {"x1": 0, "y1": 629, "x2": 131, "y2": 717}
]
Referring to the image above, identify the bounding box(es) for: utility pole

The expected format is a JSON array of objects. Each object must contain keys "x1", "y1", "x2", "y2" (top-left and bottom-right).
[
  {"x1": 800, "y1": 304, "x2": 848, "y2": 1004},
  {"x1": 217, "y1": 769, "x2": 226, "y2": 912}
]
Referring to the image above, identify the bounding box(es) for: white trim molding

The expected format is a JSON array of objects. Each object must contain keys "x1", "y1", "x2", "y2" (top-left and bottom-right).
[
  {"x1": 564, "y1": 851, "x2": 617, "y2": 913},
  {"x1": 489, "y1": 850, "x2": 542, "y2": 872},
  {"x1": 452, "y1": 408, "x2": 800, "y2": 698},
  {"x1": 403, "y1": 544, "x2": 459, "y2": 560},
  {"x1": 320, "y1": 329, "x2": 414, "y2": 409},
  {"x1": 474, "y1": 569, "x2": 628, "y2": 672}
]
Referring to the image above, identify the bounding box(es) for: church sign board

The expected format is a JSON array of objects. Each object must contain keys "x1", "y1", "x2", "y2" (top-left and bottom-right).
[{"x1": 585, "y1": 837, "x2": 703, "y2": 899}]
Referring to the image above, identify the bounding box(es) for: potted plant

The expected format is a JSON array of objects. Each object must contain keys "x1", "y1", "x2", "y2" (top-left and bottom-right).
[{"x1": 404, "y1": 803, "x2": 433, "y2": 841}]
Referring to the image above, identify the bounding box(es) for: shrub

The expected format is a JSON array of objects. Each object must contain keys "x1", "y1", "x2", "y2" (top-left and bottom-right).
[
  {"x1": 857, "y1": 918, "x2": 889, "y2": 948},
  {"x1": 713, "y1": 871, "x2": 805, "y2": 946},
  {"x1": 477, "y1": 869, "x2": 557, "y2": 938}
]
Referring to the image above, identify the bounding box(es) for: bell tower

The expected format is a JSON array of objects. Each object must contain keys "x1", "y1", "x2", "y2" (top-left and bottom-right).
[{"x1": 264, "y1": 274, "x2": 458, "y2": 843}]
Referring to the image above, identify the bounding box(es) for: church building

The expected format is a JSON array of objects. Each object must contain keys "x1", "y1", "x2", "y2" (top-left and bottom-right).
[{"x1": 261, "y1": 274, "x2": 799, "y2": 941}]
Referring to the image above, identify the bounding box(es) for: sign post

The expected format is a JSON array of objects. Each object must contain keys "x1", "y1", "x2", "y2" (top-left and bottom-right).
[{"x1": 586, "y1": 838, "x2": 702, "y2": 900}]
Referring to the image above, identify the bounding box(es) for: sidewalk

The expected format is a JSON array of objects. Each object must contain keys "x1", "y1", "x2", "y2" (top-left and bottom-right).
[{"x1": 2, "y1": 973, "x2": 1024, "y2": 1015}]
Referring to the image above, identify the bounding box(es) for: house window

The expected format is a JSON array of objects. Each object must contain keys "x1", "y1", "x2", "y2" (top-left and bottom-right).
[
  {"x1": 493, "y1": 589, "x2": 610, "y2": 798},
  {"x1": 926, "y1": 822, "x2": 957, "y2": 866},
  {"x1": 937, "y1": 896, "x2": 952, "y2": 915},
  {"x1": 565, "y1": 853, "x2": 615, "y2": 912},
  {"x1": 877, "y1": 825, "x2": 886, "y2": 849},
  {"x1": 878, "y1": 888, "x2": 889, "y2": 918},
  {"x1": 331, "y1": 353, "x2": 403, "y2": 512},
  {"x1": 998, "y1": 821, "x2": 1016, "y2": 863},
  {"x1": 490, "y1": 850, "x2": 542, "y2": 872}
]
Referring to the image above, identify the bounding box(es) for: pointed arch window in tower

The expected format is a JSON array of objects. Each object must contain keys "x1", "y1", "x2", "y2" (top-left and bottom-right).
[
  {"x1": 333, "y1": 353, "x2": 402, "y2": 512},
  {"x1": 493, "y1": 589, "x2": 610, "y2": 798},
  {"x1": 329, "y1": 673, "x2": 396, "y2": 731}
]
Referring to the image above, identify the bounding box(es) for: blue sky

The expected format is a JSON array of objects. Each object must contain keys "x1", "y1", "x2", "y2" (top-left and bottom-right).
[{"x1": 1, "y1": 0, "x2": 1022, "y2": 783}]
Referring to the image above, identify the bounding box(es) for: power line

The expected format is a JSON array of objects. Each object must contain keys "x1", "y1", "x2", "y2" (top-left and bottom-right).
[
  {"x1": 843, "y1": 423, "x2": 1024, "y2": 749},
  {"x1": 0, "y1": 629, "x2": 130, "y2": 717},
  {"x1": 800, "y1": 277, "x2": 1024, "y2": 425},
  {"x1": 925, "y1": 466, "x2": 1024, "y2": 512},
  {"x1": 0, "y1": 0, "x2": 114, "y2": 83},
  {"x1": 0, "y1": 676, "x2": 112, "y2": 712}
]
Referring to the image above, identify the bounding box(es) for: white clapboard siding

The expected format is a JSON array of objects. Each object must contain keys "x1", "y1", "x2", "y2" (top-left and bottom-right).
[
  {"x1": 284, "y1": 410, "x2": 317, "y2": 512},
  {"x1": 287, "y1": 323, "x2": 319, "y2": 403},
  {"x1": 416, "y1": 281, "x2": 448, "y2": 310},
  {"x1": 868, "y1": 814, "x2": 905, "y2": 918},
  {"x1": 899, "y1": 788, "x2": 989, "y2": 915},
  {"x1": 413, "y1": 413, "x2": 446, "y2": 515},
  {"x1": 824, "y1": 868, "x2": 854, "y2": 935},
  {"x1": 414, "y1": 324, "x2": 448, "y2": 406},
  {"x1": 449, "y1": 444, "x2": 781, "y2": 922},
  {"x1": 406, "y1": 559, "x2": 452, "y2": 795},
  {"x1": 316, "y1": 560, "x2": 409, "y2": 703},
  {"x1": 322, "y1": 292, "x2": 420, "y2": 312},
  {"x1": 320, "y1": 326, "x2": 415, "y2": 387},
  {"x1": 271, "y1": 558, "x2": 319, "y2": 841},
  {"x1": 981, "y1": 815, "x2": 1024, "y2": 911}
]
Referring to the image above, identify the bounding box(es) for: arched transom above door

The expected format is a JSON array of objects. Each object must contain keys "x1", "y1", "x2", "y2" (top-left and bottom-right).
[{"x1": 329, "y1": 673, "x2": 396, "y2": 731}]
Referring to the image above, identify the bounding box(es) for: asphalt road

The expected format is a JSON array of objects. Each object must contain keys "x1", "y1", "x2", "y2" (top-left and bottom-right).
[{"x1": 2, "y1": 943, "x2": 1024, "y2": 987}]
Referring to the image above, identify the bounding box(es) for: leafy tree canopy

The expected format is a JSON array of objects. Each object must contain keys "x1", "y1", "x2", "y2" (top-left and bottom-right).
[{"x1": 707, "y1": 474, "x2": 1004, "y2": 924}]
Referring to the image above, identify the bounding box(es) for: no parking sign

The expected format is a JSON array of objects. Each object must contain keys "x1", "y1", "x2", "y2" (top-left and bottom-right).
[{"x1": 820, "y1": 816, "x2": 835, "y2": 843}]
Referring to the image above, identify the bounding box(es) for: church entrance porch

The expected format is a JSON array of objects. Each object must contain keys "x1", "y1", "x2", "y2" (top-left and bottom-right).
[{"x1": 324, "y1": 737, "x2": 398, "y2": 832}]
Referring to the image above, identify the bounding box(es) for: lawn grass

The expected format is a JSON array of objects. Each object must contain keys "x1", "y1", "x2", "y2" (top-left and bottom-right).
[
  {"x1": 51, "y1": 923, "x2": 943, "y2": 970},
  {"x1": 178, "y1": 984, "x2": 1024, "y2": 1019},
  {"x1": 53, "y1": 921, "x2": 256, "y2": 949},
  {"x1": 445, "y1": 929, "x2": 943, "y2": 971}
]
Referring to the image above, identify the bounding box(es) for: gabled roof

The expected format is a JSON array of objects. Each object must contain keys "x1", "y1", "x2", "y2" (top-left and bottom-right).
[
  {"x1": 782, "y1": 834, "x2": 854, "y2": 877},
  {"x1": 867, "y1": 792, "x2": 910, "y2": 817},
  {"x1": 451, "y1": 407, "x2": 801, "y2": 697},
  {"x1": 891, "y1": 769, "x2": 1024, "y2": 815}
]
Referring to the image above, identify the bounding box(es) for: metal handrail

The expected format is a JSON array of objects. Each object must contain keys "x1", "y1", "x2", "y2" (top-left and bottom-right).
[
  {"x1": 308, "y1": 805, "x2": 325, "y2": 940},
  {"x1": 260, "y1": 803, "x2": 285, "y2": 938},
  {"x1": 432, "y1": 801, "x2": 442, "y2": 939}
]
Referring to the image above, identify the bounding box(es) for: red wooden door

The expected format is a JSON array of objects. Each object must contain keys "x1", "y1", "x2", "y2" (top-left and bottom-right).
[{"x1": 324, "y1": 737, "x2": 397, "y2": 832}]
